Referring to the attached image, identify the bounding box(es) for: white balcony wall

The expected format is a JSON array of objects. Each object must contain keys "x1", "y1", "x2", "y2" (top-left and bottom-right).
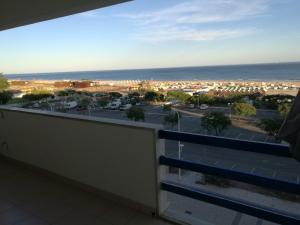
[{"x1": 0, "y1": 107, "x2": 163, "y2": 212}]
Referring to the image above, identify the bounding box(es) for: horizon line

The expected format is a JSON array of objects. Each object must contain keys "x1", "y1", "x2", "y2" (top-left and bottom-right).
[{"x1": 4, "y1": 60, "x2": 300, "y2": 76}]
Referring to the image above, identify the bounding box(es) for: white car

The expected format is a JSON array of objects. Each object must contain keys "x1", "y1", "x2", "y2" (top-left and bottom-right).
[
  {"x1": 120, "y1": 104, "x2": 132, "y2": 111},
  {"x1": 63, "y1": 101, "x2": 77, "y2": 109},
  {"x1": 200, "y1": 104, "x2": 209, "y2": 110},
  {"x1": 189, "y1": 104, "x2": 194, "y2": 109}
]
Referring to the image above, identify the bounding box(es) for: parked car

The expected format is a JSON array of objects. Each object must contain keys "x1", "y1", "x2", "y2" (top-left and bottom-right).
[
  {"x1": 120, "y1": 104, "x2": 132, "y2": 111},
  {"x1": 188, "y1": 104, "x2": 194, "y2": 109},
  {"x1": 108, "y1": 102, "x2": 121, "y2": 110},
  {"x1": 63, "y1": 101, "x2": 77, "y2": 109},
  {"x1": 200, "y1": 104, "x2": 209, "y2": 110},
  {"x1": 76, "y1": 105, "x2": 87, "y2": 111}
]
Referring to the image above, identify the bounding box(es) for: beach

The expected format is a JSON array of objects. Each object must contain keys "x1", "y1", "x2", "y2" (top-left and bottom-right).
[{"x1": 8, "y1": 79, "x2": 300, "y2": 96}]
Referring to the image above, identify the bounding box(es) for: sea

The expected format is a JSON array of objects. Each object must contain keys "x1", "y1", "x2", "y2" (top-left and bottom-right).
[{"x1": 4, "y1": 62, "x2": 300, "y2": 81}]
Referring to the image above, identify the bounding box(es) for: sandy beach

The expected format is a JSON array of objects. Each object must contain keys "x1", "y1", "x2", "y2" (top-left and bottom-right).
[{"x1": 7, "y1": 79, "x2": 300, "y2": 96}]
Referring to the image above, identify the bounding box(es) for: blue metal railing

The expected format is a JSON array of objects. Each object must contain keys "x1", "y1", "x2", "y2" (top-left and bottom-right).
[
  {"x1": 160, "y1": 156, "x2": 300, "y2": 195},
  {"x1": 161, "y1": 181, "x2": 300, "y2": 225},
  {"x1": 158, "y1": 130, "x2": 291, "y2": 157},
  {"x1": 158, "y1": 130, "x2": 300, "y2": 225}
]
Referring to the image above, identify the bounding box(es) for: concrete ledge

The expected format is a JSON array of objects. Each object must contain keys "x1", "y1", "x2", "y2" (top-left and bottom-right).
[{"x1": 0, "y1": 106, "x2": 163, "y2": 130}]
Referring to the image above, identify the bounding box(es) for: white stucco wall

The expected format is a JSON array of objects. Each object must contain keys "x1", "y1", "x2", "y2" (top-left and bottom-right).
[{"x1": 0, "y1": 107, "x2": 163, "y2": 211}]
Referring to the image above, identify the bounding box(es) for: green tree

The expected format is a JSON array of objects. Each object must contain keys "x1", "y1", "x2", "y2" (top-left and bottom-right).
[
  {"x1": 231, "y1": 103, "x2": 256, "y2": 117},
  {"x1": 57, "y1": 90, "x2": 68, "y2": 96},
  {"x1": 196, "y1": 94, "x2": 213, "y2": 104},
  {"x1": 126, "y1": 107, "x2": 145, "y2": 121},
  {"x1": 97, "y1": 99, "x2": 109, "y2": 107},
  {"x1": 164, "y1": 112, "x2": 181, "y2": 127},
  {"x1": 167, "y1": 91, "x2": 191, "y2": 103},
  {"x1": 278, "y1": 103, "x2": 291, "y2": 117},
  {"x1": 128, "y1": 92, "x2": 141, "y2": 99},
  {"x1": 260, "y1": 95, "x2": 295, "y2": 110},
  {"x1": 22, "y1": 90, "x2": 53, "y2": 101},
  {"x1": 0, "y1": 91, "x2": 13, "y2": 104},
  {"x1": 0, "y1": 74, "x2": 9, "y2": 91},
  {"x1": 201, "y1": 111, "x2": 231, "y2": 136},
  {"x1": 260, "y1": 118, "x2": 284, "y2": 137},
  {"x1": 144, "y1": 91, "x2": 163, "y2": 102},
  {"x1": 109, "y1": 92, "x2": 122, "y2": 98},
  {"x1": 162, "y1": 104, "x2": 172, "y2": 111}
]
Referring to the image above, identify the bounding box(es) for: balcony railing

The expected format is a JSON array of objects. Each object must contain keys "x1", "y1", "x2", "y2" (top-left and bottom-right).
[
  {"x1": 158, "y1": 130, "x2": 300, "y2": 225},
  {"x1": 0, "y1": 106, "x2": 300, "y2": 225}
]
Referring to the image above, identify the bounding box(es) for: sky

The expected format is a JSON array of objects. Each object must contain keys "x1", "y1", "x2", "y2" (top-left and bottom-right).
[{"x1": 1, "y1": 0, "x2": 300, "y2": 74}]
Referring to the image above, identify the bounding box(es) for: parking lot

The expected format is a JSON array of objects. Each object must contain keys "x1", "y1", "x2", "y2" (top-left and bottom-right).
[{"x1": 69, "y1": 104, "x2": 277, "y2": 144}]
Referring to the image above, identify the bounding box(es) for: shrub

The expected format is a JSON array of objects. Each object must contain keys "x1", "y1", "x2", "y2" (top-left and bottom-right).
[
  {"x1": 109, "y1": 92, "x2": 122, "y2": 98},
  {"x1": 201, "y1": 111, "x2": 231, "y2": 136},
  {"x1": 167, "y1": 91, "x2": 191, "y2": 103},
  {"x1": 144, "y1": 91, "x2": 164, "y2": 102},
  {"x1": 260, "y1": 118, "x2": 284, "y2": 136},
  {"x1": 126, "y1": 107, "x2": 145, "y2": 121},
  {"x1": 0, "y1": 74, "x2": 9, "y2": 91},
  {"x1": 231, "y1": 103, "x2": 256, "y2": 117},
  {"x1": 0, "y1": 91, "x2": 13, "y2": 104},
  {"x1": 164, "y1": 112, "x2": 181, "y2": 127},
  {"x1": 278, "y1": 103, "x2": 292, "y2": 117},
  {"x1": 162, "y1": 104, "x2": 172, "y2": 111},
  {"x1": 22, "y1": 90, "x2": 54, "y2": 101}
]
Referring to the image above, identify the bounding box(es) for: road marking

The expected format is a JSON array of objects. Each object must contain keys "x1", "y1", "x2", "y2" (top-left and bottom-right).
[
  {"x1": 250, "y1": 167, "x2": 256, "y2": 174},
  {"x1": 236, "y1": 133, "x2": 242, "y2": 139}
]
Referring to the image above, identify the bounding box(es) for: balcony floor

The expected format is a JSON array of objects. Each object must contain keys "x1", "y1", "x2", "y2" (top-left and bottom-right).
[{"x1": 0, "y1": 159, "x2": 174, "y2": 225}]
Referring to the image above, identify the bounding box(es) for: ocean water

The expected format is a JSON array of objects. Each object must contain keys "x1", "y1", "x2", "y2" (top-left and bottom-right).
[{"x1": 5, "y1": 62, "x2": 300, "y2": 81}]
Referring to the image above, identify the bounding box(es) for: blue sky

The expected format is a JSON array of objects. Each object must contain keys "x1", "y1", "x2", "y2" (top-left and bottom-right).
[{"x1": 1, "y1": 0, "x2": 300, "y2": 74}]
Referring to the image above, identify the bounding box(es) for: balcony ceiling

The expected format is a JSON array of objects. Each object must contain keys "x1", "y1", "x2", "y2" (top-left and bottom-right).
[{"x1": 0, "y1": 0, "x2": 130, "y2": 31}]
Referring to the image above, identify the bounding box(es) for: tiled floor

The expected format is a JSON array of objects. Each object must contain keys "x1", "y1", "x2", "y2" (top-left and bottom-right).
[{"x1": 0, "y1": 159, "x2": 174, "y2": 225}]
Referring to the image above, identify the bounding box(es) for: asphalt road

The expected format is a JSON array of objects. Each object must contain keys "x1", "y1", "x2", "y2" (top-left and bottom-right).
[{"x1": 165, "y1": 140, "x2": 300, "y2": 184}]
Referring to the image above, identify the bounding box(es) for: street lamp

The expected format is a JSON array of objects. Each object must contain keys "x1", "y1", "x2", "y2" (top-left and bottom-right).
[
  {"x1": 173, "y1": 109, "x2": 183, "y2": 179},
  {"x1": 228, "y1": 103, "x2": 232, "y2": 119},
  {"x1": 87, "y1": 105, "x2": 91, "y2": 116},
  {"x1": 46, "y1": 100, "x2": 53, "y2": 112}
]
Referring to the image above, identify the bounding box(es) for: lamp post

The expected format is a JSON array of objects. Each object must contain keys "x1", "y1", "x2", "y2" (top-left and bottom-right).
[
  {"x1": 46, "y1": 100, "x2": 53, "y2": 112},
  {"x1": 174, "y1": 109, "x2": 183, "y2": 179},
  {"x1": 87, "y1": 105, "x2": 91, "y2": 116},
  {"x1": 228, "y1": 103, "x2": 232, "y2": 119}
]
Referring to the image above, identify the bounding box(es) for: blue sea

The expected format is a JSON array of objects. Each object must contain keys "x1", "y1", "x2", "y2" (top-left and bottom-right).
[{"x1": 4, "y1": 62, "x2": 300, "y2": 81}]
